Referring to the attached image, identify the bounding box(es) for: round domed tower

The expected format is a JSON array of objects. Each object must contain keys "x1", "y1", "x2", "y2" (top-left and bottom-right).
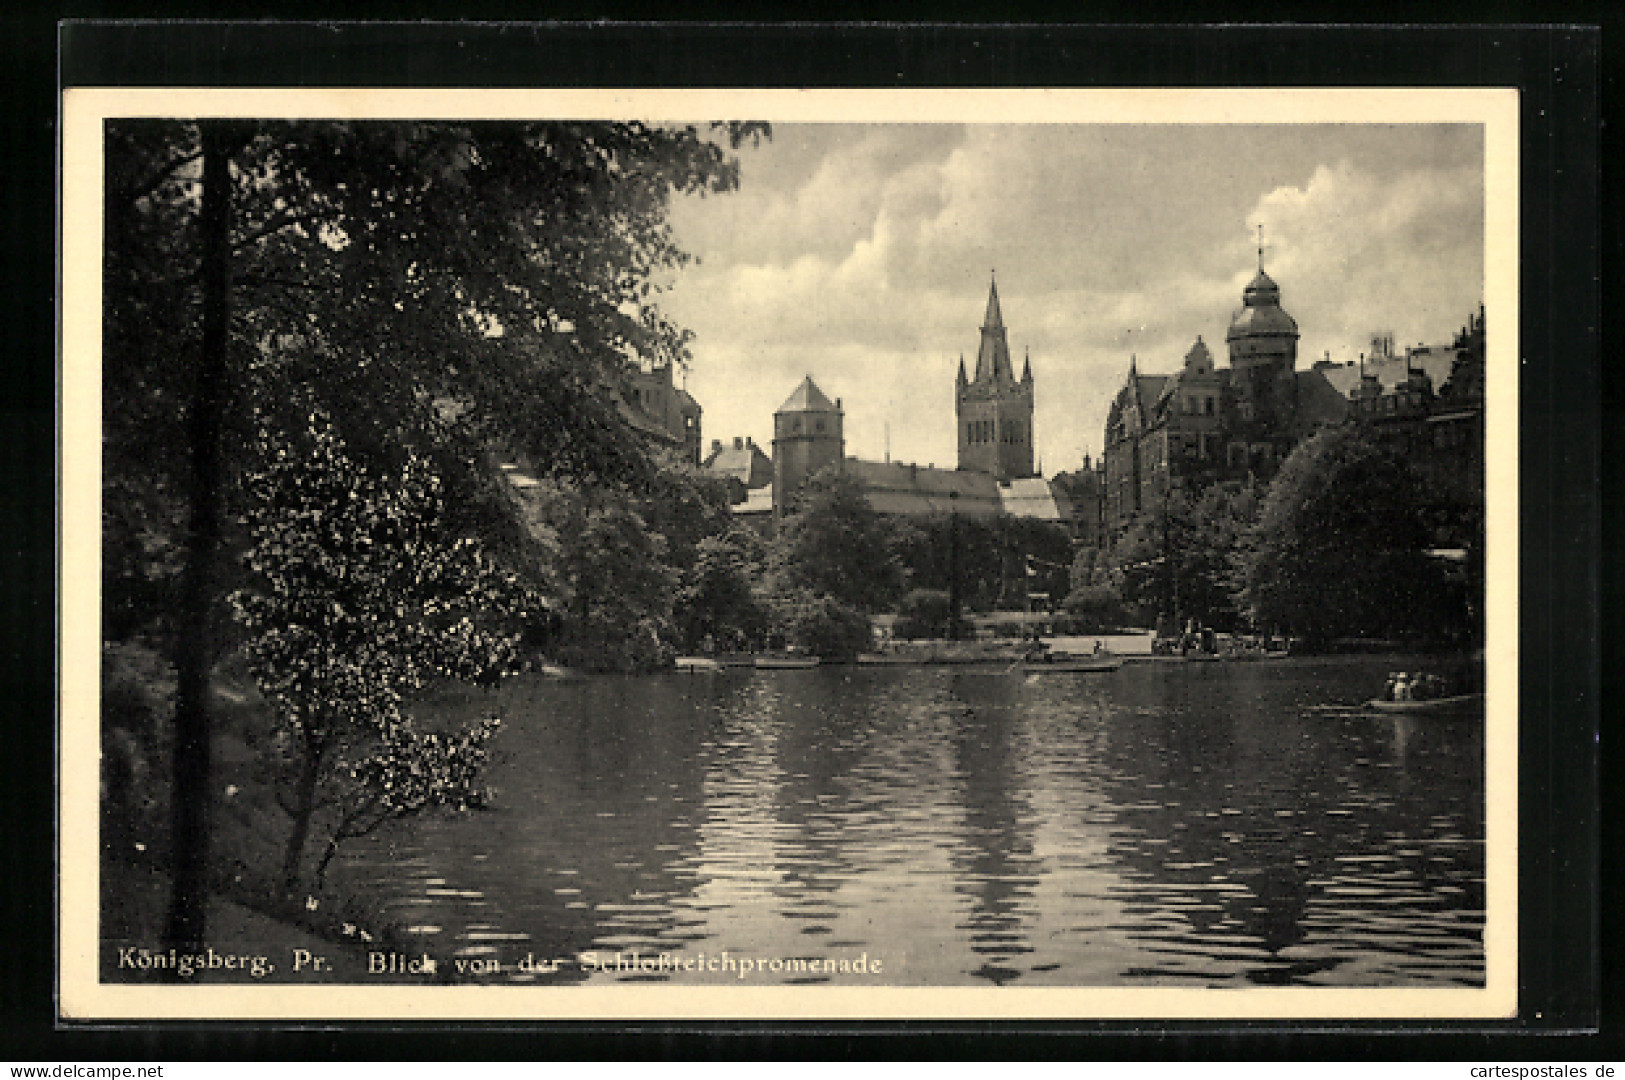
[{"x1": 1225, "y1": 267, "x2": 1299, "y2": 373}]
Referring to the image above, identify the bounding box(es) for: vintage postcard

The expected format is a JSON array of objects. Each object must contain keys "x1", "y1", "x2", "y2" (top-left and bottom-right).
[{"x1": 60, "y1": 86, "x2": 1519, "y2": 1021}]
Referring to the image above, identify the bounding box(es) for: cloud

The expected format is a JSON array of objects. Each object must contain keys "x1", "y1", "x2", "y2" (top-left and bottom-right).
[
  {"x1": 660, "y1": 124, "x2": 1485, "y2": 472},
  {"x1": 1247, "y1": 159, "x2": 1484, "y2": 363}
]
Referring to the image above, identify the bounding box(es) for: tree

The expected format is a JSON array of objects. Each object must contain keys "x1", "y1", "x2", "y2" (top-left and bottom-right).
[
  {"x1": 1062, "y1": 584, "x2": 1124, "y2": 632},
  {"x1": 769, "y1": 468, "x2": 902, "y2": 613},
  {"x1": 1180, "y1": 482, "x2": 1261, "y2": 632},
  {"x1": 996, "y1": 517, "x2": 1074, "y2": 611},
  {"x1": 103, "y1": 118, "x2": 764, "y2": 948},
  {"x1": 892, "y1": 588, "x2": 972, "y2": 641},
  {"x1": 231, "y1": 401, "x2": 537, "y2": 889},
  {"x1": 1103, "y1": 481, "x2": 1259, "y2": 633},
  {"x1": 517, "y1": 479, "x2": 680, "y2": 671},
  {"x1": 765, "y1": 590, "x2": 874, "y2": 661},
  {"x1": 887, "y1": 512, "x2": 1002, "y2": 612},
  {"x1": 673, "y1": 530, "x2": 769, "y2": 652},
  {"x1": 1241, "y1": 425, "x2": 1451, "y2": 645}
]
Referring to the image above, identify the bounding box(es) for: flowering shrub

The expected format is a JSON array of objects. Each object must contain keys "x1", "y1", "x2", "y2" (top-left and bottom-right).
[{"x1": 232, "y1": 405, "x2": 536, "y2": 888}]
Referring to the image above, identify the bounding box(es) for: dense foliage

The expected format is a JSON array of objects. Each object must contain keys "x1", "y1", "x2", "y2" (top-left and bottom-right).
[
  {"x1": 231, "y1": 401, "x2": 538, "y2": 887},
  {"x1": 1102, "y1": 482, "x2": 1259, "y2": 633},
  {"x1": 765, "y1": 589, "x2": 874, "y2": 660},
  {"x1": 102, "y1": 118, "x2": 765, "y2": 943},
  {"x1": 888, "y1": 512, "x2": 1072, "y2": 613},
  {"x1": 105, "y1": 119, "x2": 766, "y2": 650},
  {"x1": 673, "y1": 530, "x2": 770, "y2": 653},
  {"x1": 1240, "y1": 426, "x2": 1452, "y2": 644},
  {"x1": 892, "y1": 589, "x2": 972, "y2": 641},
  {"x1": 767, "y1": 468, "x2": 902, "y2": 613}
]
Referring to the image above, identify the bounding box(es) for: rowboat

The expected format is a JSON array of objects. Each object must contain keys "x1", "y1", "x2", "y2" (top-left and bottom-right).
[
  {"x1": 674, "y1": 657, "x2": 724, "y2": 673},
  {"x1": 754, "y1": 655, "x2": 820, "y2": 669},
  {"x1": 1022, "y1": 658, "x2": 1123, "y2": 674},
  {"x1": 1364, "y1": 693, "x2": 1484, "y2": 715}
]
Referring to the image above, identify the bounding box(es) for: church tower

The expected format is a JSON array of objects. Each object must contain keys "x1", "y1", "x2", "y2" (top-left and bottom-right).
[
  {"x1": 772, "y1": 375, "x2": 845, "y2": 515},
  {"x1": 956, "y1": 274, "x2": 1035, "y2": 480}
]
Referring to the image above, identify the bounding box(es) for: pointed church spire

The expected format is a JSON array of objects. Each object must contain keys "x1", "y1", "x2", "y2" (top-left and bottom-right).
[
  {"x1": 973, "y1": 273, "x2": 1014, "y2": 383},
  {"x1": 1257, "y1": 223, "x2": 1265, "y2": 271},
  {"x1": 983, "y1": 271, "x2": 1004, "y2": 330},
  {"x1": 957, "y1": 354, "x2": 968, "y2": 384},
  {"x1": 1021, "y1": 347, "x2": 1032, "y2": 383}
]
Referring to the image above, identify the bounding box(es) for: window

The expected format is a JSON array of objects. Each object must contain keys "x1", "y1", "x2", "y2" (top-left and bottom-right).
[
  {"x1": 815, "y1": 419, "x2": 825, "y2": 433},
  {"x1": 1205, "y1": 397, "x2": 1215, "y2": 416}
]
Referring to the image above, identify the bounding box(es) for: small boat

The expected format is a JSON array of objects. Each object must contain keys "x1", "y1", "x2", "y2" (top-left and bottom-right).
[
  {"x1": 1023, "y1": 658, "x2": 1123, "y2": 674},
  {"x1": 674, "y1": 656, "x2": 724, "y2": 673},
  {"x1": 1364, "y1": 693, "x2": 1485, "y2": 715},
  {"x1": 754, "y1": 654, "x2": 820, "y2": 669}
]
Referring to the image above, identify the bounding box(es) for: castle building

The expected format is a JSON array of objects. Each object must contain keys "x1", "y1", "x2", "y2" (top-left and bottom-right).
[
  {"x1": 956, "y1": 276, "x2": 1036, "y2": 481},
  {"x1": 720, "y1": 277, "x2": 1091, "y2": 535},
  {"x1": 1102, "y1": 259, "x2": 1348, "y2": 533},
  {"x1": 771, "y1": 375, "x2": 847, "y2": 514},
  {"x1": 622, "y1": 361, "x2": 703, "y2": 465}
]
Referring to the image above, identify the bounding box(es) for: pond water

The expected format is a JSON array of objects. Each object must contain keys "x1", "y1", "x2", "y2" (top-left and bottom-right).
[{"x1": 331, "y1": 656, "x2": 1485, "y2": 987}]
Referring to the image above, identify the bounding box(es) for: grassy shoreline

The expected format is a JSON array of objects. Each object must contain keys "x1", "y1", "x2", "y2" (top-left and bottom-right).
[{"x1": 100, "y1": 642, "x2": 447, "y2": 984}]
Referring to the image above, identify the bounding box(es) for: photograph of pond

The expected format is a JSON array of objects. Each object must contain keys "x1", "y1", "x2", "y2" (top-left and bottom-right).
[{"x1": 62, "y1": 84, "x2": 1517, "y2": 1019}]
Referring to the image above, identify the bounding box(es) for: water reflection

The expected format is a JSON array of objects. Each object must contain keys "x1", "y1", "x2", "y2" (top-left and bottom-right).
[
  {"x1": 943, "y1": 672, "x2": 1039, "y2": 984},
  {"x1": 331, "y1": 656, "x2": 1485, "y2": 987}
]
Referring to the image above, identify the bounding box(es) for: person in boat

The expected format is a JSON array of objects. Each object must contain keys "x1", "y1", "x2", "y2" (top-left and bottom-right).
[{"x1": 1391, "y1": 672, "x2": 1413, "y2": 701}]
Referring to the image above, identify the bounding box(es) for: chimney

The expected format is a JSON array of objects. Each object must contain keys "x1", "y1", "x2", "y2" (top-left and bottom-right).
[
  {"x1": 710, "y1": 439, "x2": 721, "y2": 453},
  {"x1": 745, "y1": 436, "x2": 753, "y2": 448},
  {"x1": 733, "y1": 436, "x2": 743, "y2": 450}
]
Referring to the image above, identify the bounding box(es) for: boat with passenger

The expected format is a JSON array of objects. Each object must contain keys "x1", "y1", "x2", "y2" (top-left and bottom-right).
[
  {"x1": 1365, "y1": 692, "x2": 1484, "y2": 715},
  {"x1": 1364, "y1": 670, "x2": 1483, "y2": 715}
]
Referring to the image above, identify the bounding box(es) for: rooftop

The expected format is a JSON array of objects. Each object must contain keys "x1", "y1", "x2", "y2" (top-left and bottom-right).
[{"x1": 777, "y1": 375, "x2": 839, "y2": 414}]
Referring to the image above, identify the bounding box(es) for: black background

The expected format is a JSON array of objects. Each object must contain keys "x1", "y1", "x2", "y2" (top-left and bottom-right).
[{"x1": 4, "y1": 15, "x2": 1610, "y2": 1062}]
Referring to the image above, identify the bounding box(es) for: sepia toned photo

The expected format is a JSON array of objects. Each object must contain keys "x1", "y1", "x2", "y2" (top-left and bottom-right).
[{"x1": 60, "y1": 87, "x2": 1519, "y2": 1021}]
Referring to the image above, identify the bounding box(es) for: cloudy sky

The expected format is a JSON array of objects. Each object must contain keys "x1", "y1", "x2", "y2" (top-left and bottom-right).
[{"x1": 656, "y1": 123, "x2": 1484, "y2": 472}]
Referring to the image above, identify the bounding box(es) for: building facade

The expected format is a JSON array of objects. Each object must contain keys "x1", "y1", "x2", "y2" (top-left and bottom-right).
[
  {"x1": 623, "y1": 361, "x2": 703, "y2": 465},
  {"x1": 1102, "y1": 262, "x2": 1348, "y2": 533},
  {"x1": 1348, "y1": 305, "x2": 1486, "y2": 515}
]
